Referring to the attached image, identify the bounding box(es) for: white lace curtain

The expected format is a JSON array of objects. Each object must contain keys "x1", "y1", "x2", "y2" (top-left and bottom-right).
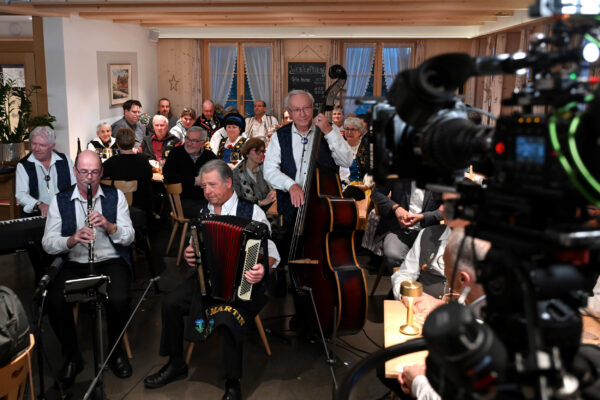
[
  {"x1": 243, "y1": 45, "x2": 272, "y2": 112},
  {"x1": 343, "y1": 45, "x2": 375, "y2": 115},
  {"x1": 383, "y1": 47, "x2": 412, "y2": 90},
  {"x1": 210, "y1": 44, "x2": 237, "y2": 106}
]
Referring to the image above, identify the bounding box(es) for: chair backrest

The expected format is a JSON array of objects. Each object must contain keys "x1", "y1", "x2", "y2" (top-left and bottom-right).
[
  {"x1": 101, "y1": 179, "x2": 138, "y2": 206},
  {"x1": 164, "y1": 183, "x2": 187, "y2": 222},
  {"x1": 0, "y1": 333, "x2": 35, "y2": 400}
]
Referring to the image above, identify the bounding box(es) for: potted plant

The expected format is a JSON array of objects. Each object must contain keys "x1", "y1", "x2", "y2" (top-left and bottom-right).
[{"x1": 0, "y1": 76, "x2": 56, "y2": 163}]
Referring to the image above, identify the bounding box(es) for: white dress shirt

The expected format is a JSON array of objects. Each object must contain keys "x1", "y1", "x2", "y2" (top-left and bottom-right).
[
  {"x1": 42, "y1": 186, "x2": 135, "y2": 264},
  {"x1": 206, "y1": 191, "x2": 280, "y2": 268},
  {"x1": 392, "y1": 226, "x2": 450, "y2": 300},
  {"x1": 263, "y1": 123, "x2": 352, "y2": 192},
  {"x1": 16, "y1": 152, "x2": 76, "y2": 213},
  {"x1": 244, "y1": 115, "x2": 279, "y2": 142}
]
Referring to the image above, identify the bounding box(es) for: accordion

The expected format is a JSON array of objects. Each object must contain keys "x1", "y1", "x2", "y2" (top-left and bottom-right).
[{"x1": 190, "y1": 214, "x2": 270, "y2": 302}]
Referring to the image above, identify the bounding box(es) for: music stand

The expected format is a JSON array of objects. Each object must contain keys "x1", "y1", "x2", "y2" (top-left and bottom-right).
[{"x1": 64, "y1": 275, "x2": 110, "y2": 400}]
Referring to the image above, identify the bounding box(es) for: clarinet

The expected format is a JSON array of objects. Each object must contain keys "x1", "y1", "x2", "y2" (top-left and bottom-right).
[{"x1": 87, "y1": 184, "x2": 95, "y2": 273}]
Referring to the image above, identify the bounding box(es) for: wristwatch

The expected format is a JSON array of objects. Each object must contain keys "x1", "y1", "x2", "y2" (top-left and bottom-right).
[{"x1": 33, "y1": 201, "x2": 41, "y2": 213}]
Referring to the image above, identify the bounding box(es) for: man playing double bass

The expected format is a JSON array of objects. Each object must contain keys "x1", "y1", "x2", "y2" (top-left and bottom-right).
[{"x1": 263, "y1": 89, "x2": 353, "y2": 330}]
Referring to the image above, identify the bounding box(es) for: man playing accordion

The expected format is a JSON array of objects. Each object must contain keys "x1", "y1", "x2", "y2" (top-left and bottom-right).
[{"x1": 144, "y1": 159, "x2": 279, "y2": 400}]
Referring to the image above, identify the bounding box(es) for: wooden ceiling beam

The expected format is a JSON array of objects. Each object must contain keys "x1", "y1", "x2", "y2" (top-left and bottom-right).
[
  {"x1": 119, "y1": 15, "x2": 500, "y2": 23},
  {"x1": 0, "y1": 5, "x2": 69, "y2": 17},
  {"x1": 137, "y1": 20, "x2": 486, "y2": 27}
]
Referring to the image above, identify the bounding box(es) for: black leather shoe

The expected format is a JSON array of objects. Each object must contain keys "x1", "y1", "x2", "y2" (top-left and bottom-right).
[
  {"x1": 222, "y1": 379, "x2": 241, "y2": 400},
  {"x1": 144, "y1": 362, "x2": 188, "y2": 389},
  {"x1": 55, "y1": 357, "x2": 84, "y2": 390},
  {"x1": 109, "y1": 354, "x2": 133, "y2": 379}
]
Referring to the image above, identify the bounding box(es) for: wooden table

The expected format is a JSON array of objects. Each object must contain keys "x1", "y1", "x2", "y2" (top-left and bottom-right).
[{"x1": 384, "y1": 300, "x2": 428, "y2": 378}]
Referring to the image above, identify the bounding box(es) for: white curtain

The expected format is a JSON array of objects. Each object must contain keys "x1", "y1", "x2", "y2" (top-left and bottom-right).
[
  {"x1": 383, "y1": 47, "x2": 412, "y2": 90},
  {"x1": 343, "y1": 45, "x2": 375, "y2": 115},
  {"x1": 210, "y1": 44, "x2": 237, "y2": 106},
  {"x1": 243, "y1": 45, "x2": 272, "y2": 111}
]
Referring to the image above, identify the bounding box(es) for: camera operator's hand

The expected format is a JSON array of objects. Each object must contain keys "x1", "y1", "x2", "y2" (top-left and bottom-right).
[{"x1": 398, "y1": 364, "x2": 426, "y2": 397}]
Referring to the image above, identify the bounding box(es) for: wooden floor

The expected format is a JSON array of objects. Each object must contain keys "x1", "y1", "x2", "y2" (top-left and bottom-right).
[{"x1": 2, "y1": 223, "x2": 394, "y2": 400}]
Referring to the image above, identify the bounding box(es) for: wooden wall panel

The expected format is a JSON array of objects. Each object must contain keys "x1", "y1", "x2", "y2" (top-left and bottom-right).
[
  {"x1": 423, "y1": 39, "x2": 473, "y2": 60},
  {"x1": 156, "y1": 39, "x2": 195, "y2": 118}
]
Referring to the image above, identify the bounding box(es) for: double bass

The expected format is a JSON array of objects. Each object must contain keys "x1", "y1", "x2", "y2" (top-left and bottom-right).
[{"x1": 288, "y1": 65, "x2": 368, "y2": 336}]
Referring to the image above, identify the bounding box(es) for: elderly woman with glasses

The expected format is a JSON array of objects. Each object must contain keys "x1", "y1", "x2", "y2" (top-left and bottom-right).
[
  {"x1": 169, "y1": 107, "x2": 197, "y2": 142},
  {"x1": 340, "y1": 117, "x2": 373, "y2": 200},
  {"x1": 232, "y1": 137, "x2": 276, "y2": 209}
]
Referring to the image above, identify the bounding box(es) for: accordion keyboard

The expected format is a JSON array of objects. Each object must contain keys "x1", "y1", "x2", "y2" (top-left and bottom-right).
[{"x1": 237, "y1": 238, "x2": 261, "y2": 301}]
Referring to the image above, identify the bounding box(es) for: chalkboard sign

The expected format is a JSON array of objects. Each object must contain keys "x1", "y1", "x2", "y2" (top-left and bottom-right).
[{"x1": 287, "y1": 61, "x2": 327, "y2": 111}]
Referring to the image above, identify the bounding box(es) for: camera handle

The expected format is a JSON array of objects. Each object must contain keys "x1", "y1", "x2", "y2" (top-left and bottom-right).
[{"x1": 83, "y1": 276, "x2": 161, "y2": 400}]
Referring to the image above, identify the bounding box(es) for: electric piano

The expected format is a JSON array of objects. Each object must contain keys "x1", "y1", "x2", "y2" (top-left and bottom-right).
[{"x1": 0, "y1": 216, "x2": 46, "y2": 255}]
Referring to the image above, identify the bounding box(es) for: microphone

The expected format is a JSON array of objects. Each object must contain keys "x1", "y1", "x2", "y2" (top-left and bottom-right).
[{"x1": 33, "y1": 258, "x2": 62, "y2": 299}]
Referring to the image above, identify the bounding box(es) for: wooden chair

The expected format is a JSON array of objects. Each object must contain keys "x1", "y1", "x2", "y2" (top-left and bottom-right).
[
  {"x1": 185, "y1": 314, "x2": 271, "y2": 364},
  {"x1": 100, "y1": 179, "x2": 137, "y2": 206},
  {"x1": 165, "y1": 183, "x2": 190, "y2": 266},
  {"x1": 0, "y1": 333, "x2": 35, "y2": 400},
  {"x1": 0, "y1": 169, "x2": 17, "y2": 220}
]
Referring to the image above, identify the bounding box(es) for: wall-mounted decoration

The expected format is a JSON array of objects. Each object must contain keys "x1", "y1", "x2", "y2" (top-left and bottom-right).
[
  {"x1": 109, "y1": 64, "x2": 132, "y2": 106},
  {"x1": 169, "y1": 74, "x2": 179, "y2": 91}
]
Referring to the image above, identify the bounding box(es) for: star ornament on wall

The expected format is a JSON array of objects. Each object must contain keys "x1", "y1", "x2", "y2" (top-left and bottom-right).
[{"x1": 169, "y1": 74, "x2": 179, "y2": 91}]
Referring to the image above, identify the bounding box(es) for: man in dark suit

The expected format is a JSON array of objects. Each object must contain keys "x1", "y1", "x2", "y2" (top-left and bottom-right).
[{"x1": 371, "y1": 181, "x2": 442, "y2": 274}]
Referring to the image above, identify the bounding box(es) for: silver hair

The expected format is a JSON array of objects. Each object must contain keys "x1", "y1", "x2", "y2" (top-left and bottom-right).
[
  {"x1": 343, "y1": 117, "x2": 364, "y2": 132},
  {"x1": 152, "y1": 114, "x2": 168, "y2": 125},
  {"x1": 29, "y1": 126, "x2": 56, "y2": 146},
  {"x1": 445, "y1": 229, "x2": 491, "y2": 277},
  {"x1": 284, "y1": 90, "x2": 314, "y2": 109},
  {"x1": 187, "y1": 126, "x2": 208, "y2": 141},
  {"x1": 96, "y1": 122, "x2": 111, "y2": 132},
  {"x1": 199, "y1": 159, "x2": 233, "y2": 183}
]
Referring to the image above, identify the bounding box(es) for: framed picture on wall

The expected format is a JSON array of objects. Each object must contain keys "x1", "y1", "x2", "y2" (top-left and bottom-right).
[{"x1": 108, "y1": 64, "x2": 132, "y2": 106}]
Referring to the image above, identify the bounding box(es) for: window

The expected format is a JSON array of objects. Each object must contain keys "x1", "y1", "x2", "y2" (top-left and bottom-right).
[
  {"x1": 343, "y1": 42, "x2": 413, "y2": 115},
  {"x1": 208, "y1": 42, "x2": 273, "y2": 117}
]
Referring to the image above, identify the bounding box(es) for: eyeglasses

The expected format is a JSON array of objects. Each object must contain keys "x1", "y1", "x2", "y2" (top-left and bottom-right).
[
  {"x1": 76, "y1": 168, "x2": 101, "y2": 177},
  {"x1": 345, "y1": 128, "x2": 361, "y2": 132},
  {"x1": 289, "y1": 106, "x2": 312, "y2": 115},
  {"x1": 252, "y1": 149, "x2": 266, "y2": 155}
]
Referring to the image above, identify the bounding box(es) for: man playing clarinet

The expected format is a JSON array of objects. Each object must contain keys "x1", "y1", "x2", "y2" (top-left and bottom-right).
[
  {"x1": 144, "y1": 159, "x2": 279, "y2": 400},
  {"x1": 41, "y1": 150, "x2": 135, "y2": 389}
]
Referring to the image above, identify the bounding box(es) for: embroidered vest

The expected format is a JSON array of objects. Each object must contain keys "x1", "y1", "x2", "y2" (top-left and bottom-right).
[
  {"x1": 56, "y1": 184, "x2": 131, "y2": 267},
  {"x1": 417, "y1": 224, "x2": 448, "y2": 299},
  {"x1": 275, "y1": 124, "x2": 336, "y2": 221},
  {"x1": 217, "y1": 137, "x2": 246, "y2": 161},
  {"x1": 19, "y1": 151, "x2": 71, "y2": 200}
]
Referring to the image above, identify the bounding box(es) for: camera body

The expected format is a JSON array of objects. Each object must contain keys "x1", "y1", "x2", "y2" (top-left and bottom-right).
[{"x1": 367, "y1": 5, "x2": 600, "y2": 398}]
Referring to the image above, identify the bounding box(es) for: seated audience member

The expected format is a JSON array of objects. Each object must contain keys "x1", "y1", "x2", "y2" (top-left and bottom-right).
[
  {"x1": 16, "y1": 126, "x2": 76, "y2": 217},
  {"x1": 42, "y1": 150, "x2": 135, "y2": 389},
  {"x1": 214, "y1": 112, "x2": 247, "y2": 164},
  {"x1": 244, "y1": 100, "x2": 279, "y2": 142},
  {"x1": 396, "y1": 229, "x2": 490, "y2": 400},
  {"x1": 209, "y1": 107, "x2": 240, "y2": 154},
  {"x1": 332, "y1": 105, "x2": 344, "y2": 135},
  {"x1": 371, "y1": 181, "x2": 442, "y2": 274},
  {"x1": 339, "y1": 117, "x2": 372, "y2": 201},
  {"x1": 281, "y1": 110, "x2": 293, "y2": 125},
  {"x1": 141, "y1": 115, "x2": 180, "y2": 162},
  {"x1": 170, "y1": 107, "x2": 197, "y2": 142},
  {"x1": 163, "y1": 127, "x2": 216, "y2": 218},
  {"x1": 193, "y1": 99, "x2": 222, "y2": 138},
  {"x1": 102, "y1": 127, "x2": 154, "y2": 217},
  {"x1": 147, "y1": 98, "x2": 179, "y2": 136},
  {"x1": 111, "y1": 99, "x2": 146, "y2": 150},
  {"x1": 87, "y1": 122, "x2": 118, "y2": 155},
  {"x1": 232, "y1": 137, "x2": 276, "y2": 210},
  {"x1": 144, "y1": 160, "x2": 279, "y2": 400}
]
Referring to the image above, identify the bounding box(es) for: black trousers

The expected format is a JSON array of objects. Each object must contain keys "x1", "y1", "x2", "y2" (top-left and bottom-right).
[
  {"x1": 159, "y1": 274, "x2": 247, "y2": 380},
  {"x1": 46, "y1": 258, "x2": 131, "y2": 361}
]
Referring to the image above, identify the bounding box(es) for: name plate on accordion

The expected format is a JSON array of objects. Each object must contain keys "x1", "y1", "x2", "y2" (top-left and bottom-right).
[{"x1": 191, "y1": 214, "x2": 269, "y2": 302}]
